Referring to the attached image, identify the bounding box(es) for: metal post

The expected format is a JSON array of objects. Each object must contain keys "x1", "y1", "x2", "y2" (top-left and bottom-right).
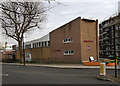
[
  {"x1": 23, "y1": 34, "x2": 25, "y2": 66},
  {"x1": 113, "y1": 25, "x2": 117, "y2": 77}
]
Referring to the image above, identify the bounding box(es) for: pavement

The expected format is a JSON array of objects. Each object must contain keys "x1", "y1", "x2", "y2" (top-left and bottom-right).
[
  {"x1": 2, "y1": 62, "x2": 120, "y2": 69},
  {"x1": 97, "y1": 75, "x2": 120, "y2": 82}
]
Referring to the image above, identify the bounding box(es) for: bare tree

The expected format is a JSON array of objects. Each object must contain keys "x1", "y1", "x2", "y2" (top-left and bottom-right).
[
  {"x1": 0, "y1": 1, "x2": 47, "y2": 64},
  {"x1": 0, "y1": 0, "x2": 66, "y2": 65}
]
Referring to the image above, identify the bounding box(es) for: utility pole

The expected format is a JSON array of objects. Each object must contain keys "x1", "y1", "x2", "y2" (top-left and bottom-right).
[
  {"x1": 23, "y1": 34, "x2": 25, "y2": 66},
  {"x1": 113, "y1": 25, "x2": 117, "y2": 77}
]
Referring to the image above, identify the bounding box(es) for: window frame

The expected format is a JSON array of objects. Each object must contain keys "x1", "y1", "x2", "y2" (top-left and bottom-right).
[
  {"x1": 63, "y1": 38, "x2": 73, "y2": 43},
  {"x1": 64, "y1": 50, "x2": 74, "y2": 55}
]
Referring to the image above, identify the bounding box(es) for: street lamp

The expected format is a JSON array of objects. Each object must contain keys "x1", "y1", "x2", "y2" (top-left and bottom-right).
[
  {"x1": 23, "y1": 34, "x2": 25, "y2": 66},
  {"x1": 113, "y1": 25, "x2": 117, "y2": 77}
]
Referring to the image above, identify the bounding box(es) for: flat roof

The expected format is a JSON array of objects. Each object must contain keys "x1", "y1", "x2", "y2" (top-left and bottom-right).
[
  {"x1": 81, "y1": 18, "x2": 96, "y2": 22},
  {"x1": 25, "y1": 34, "x2": 50, "y2": 45}
]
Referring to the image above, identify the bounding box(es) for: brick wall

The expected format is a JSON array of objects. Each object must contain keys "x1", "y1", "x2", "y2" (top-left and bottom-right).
[
  {"x1": 2, "y1": 51, "x2": 15, "y2": 61},
  {"x1": 16, "y1": 46, "x2": 50, "y2": 63},
  {"x1": 50, "y1": 17, "x2": 81, "y2": 63},
  {"x1": 80, "y1": 19, "x2": 99, "y2": 62}
]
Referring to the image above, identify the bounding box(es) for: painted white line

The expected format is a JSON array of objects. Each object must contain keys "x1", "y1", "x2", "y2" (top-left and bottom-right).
[{"x1": 1, "y1": 73, "x2": 8, "y2": 76}]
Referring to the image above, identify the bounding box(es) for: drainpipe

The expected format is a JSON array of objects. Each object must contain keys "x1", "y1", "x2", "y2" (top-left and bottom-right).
[{"x1": 96, "y1": 19, "x2": 99, "y2": 61}]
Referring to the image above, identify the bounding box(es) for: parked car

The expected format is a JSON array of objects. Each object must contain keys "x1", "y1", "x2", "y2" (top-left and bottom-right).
[{"x1": 108, "y1": 55, "x2": 120, "y2": 60}]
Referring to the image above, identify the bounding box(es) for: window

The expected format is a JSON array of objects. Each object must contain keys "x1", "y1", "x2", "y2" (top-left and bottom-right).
[
  {"x1": 33, "y1": 43, "x2": 38, "y2": 48},
  {"x1": 38, "y1": 42, "x2": 42, "y2": 47},
  {"x1": 25, "y1": 44, "x2": 31, "y2": 49},
  {"x1": 63, "y1": 38, "x2": 73, "y2": 43},
  {"x1": 45, "y1": 41, "x2": 47, "y2": 46},
  {"x1": 64, "y1": 50, "x2": 74, "y2": 55},
  {"x1": 68, "y1": 38, "x2": 72, "y2": 41},
  {"x1": 39, "y1": 42, "x2": 41, "y2": 47},
  {"x1": 42, "y1": 42, "x2": 44, "y2": 47},
  {"x1": 48, "y1": 41, "x2": 50, "y2": 46}
]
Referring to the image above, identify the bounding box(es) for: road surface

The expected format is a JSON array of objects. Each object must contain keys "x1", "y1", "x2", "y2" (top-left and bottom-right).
[{"x1": 2, "y1": 64, "x2": 119, "y2": 84}]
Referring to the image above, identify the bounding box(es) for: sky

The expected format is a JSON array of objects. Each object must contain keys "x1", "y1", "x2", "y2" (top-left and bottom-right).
[{"x1": 0, "y1": 0, "x2": 119, "y2": 45}]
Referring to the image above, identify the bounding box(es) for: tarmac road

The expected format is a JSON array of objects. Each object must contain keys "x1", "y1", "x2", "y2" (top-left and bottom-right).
[{"x1": 2, "y1": 64, "x2": 119, "y2": 84}]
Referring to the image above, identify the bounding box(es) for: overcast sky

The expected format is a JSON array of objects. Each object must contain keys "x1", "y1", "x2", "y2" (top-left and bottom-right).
[{"x1": 0, "y1": 0, "x2": 119, "y2": 44}]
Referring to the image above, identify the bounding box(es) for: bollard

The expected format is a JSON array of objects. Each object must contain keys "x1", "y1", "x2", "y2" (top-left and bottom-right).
[{"x1": 100, "y1": 62, "x2": 106, "y2": 75}]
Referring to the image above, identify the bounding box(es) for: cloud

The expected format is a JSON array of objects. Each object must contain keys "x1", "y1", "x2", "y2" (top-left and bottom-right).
[
  {"x1": 56, "y1": 0, "x2": 119, "y2": 2},
  {"x1": 30, "y1": 1, "x2": 118, "y2": 41},
  {"x1": 1, "y1": 1, "x2": 119, "y2": 43}
]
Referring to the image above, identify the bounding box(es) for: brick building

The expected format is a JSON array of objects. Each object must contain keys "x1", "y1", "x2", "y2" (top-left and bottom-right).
[
  {"x1": 1, "y1": 43, "x2": 16, "y2": 62},
  {"x1": 50, "y1": 17, "x2": 99, "y2": 63},
  {"x1": 16, "y1": 34, "x2": 50, "y2": 63},
  {"x1": 17, "y1": 17, "x2": 99, "y2": 63}
]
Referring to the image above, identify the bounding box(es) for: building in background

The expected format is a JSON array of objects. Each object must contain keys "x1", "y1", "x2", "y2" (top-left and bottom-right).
[
  {"x1": 1, "y1": 42, "x2": 16, "y2": 62},
  {"x1": 0, "y1": 42, "x2": 4, "y2": 61},
  {"x1": 99, "y1": 1, "x2": 120, "y2": 58},
  {"x1": 99, "y1": 15, "x2": 120, "y2": 58}
]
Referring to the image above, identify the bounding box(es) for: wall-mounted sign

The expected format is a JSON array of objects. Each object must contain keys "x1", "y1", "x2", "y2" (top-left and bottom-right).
[
  {"x1": 87, "y1": 46, "x2": 91, "y2": 50},
  {"x1": 25, "y1": 52, "x2": 32, "y2": 62},
  {"x1": 84, "y1": 40, "x2": 93, "y2": 43}
]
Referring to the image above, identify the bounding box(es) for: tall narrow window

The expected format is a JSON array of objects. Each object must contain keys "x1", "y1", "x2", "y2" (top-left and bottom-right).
[
  {"x1": 45, "y1": 41, "x2": 47, "y2": 47},
  {"x1": 39, "y1": 42, "x2": 41, "y2": 47},
  {"x1": 42, "y1": 42, "x2": 44, "y2": 47}
]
